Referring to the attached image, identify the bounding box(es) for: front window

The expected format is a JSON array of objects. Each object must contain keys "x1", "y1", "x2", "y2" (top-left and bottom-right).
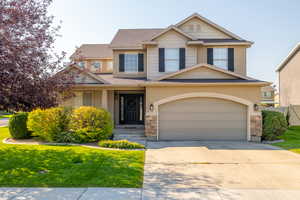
[
  {"x1": 77, "y1": 61, "x2": 85, "y2": 68},
  {"x1": 92, "y1": 61, "x2": 101, "y2": 69},
  {"x1": 213, "y1": 48, "x2": 228, "y2": 70},
  {"x1": 124, "y1": 54, "x2": 138, "y2": 72},
  {"x1": 165, "y1": 48, "x2": 179, "y2": 72}
]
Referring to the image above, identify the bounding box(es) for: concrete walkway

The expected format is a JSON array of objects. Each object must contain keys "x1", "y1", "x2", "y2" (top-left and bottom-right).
[
  {"x1": 143, "y1": 141, "x2": 300, "y2": 199},
  {"x1": 1, "y1": 187, "x2": 300, "y2": 200}
]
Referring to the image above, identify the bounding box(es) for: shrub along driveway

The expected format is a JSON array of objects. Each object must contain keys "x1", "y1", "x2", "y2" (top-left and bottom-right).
[
  {"x1": 0, "y1": 127, "x2": 144, "y2": 188},
  {"x1": 143, "y1": 141, "x2": 300, "y2": 199}
]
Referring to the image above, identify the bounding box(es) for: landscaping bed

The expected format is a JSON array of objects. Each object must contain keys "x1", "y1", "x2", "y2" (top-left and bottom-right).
[{"x1": 0, "y1": 126, "x2": 145, "y2": 187}]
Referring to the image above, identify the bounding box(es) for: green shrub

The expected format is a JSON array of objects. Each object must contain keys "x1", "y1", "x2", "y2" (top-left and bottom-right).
[
  {"x1": 262, "y1": 110, "x2": 288, "y2": 141},
  {"x1": 8, "y1": 112, "x2": 31, "y2": 139},
  {"x1": 55, "y1": 131, "x2": 87, "y2": 143},
  {"x1": 69, "y1": 106, "x2": 113, "y2": 142},
  {"x1": 27, "y1": 107, "x2": 72, "y2": 142},
  {"x1": 98, "y1": 140, "x2": 145, "y2": 149}
]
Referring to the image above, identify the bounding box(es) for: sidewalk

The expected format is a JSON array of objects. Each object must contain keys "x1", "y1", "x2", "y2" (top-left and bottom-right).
[{"x1": 1, "y1": 187, "x2": 300, "y2": 200}]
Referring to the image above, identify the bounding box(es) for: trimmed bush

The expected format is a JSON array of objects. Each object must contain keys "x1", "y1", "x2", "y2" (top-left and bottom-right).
[
  {"x1": 27, "y1": 107, "x2": 72, "y2": 142},
  {"x1": 98, "y1": 140, "x2": 145, "y2": 149},
  {"x1": 262, "y1": 110, "x2": 288, "y2": 141},
  {"x1": 69, "y1": 106, "x2": 113, "y2": 142},
  {"x1": 9, "y1": 112, "x2": 31, "y2": 139}
]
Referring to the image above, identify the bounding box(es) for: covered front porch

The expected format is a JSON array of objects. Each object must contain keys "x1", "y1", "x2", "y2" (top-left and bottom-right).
[{"x1": 62, "y1": 88, "x2": 146, "y2": 128}]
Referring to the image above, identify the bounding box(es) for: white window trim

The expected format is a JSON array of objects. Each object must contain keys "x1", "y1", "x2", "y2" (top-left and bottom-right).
[
  {"x1": 124, "y1": 53, "x2": 139, "y2": 73},
  {"x1": 213, "y1": 48, "x2": 228, "y2": 70},
  {"x1": 165, "y1": 48, "x2": 180, "y2": 72}
]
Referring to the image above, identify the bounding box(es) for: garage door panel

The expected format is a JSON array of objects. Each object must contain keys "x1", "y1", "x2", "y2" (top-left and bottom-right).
[
  {"x1": 159, "y1": 97, "x2": 247, "y2": 141},
  {"x1": 160, "y1": 120, "x2": 246, "y2": 130},
  {"x1": 160, "y1": 112, "x2": 246, "y2": 121}
]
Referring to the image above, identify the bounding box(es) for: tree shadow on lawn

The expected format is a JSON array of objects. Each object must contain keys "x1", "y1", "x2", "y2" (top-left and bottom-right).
[{"x1": 0, "y1": 146, "x2": 144, "y2": 188}]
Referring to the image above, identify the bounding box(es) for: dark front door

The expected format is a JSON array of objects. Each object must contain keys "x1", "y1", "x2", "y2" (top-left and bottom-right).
[{"x1": 120, "y1": 94, "x2": 144, "y2": 124}]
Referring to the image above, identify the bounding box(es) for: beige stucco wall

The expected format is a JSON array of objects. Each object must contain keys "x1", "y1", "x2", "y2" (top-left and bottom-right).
[
  {"x1": 178, "y1": 17, "x2": 231, "y2": 39},
  {"x1": 113, "y1": 50, "x2": 147, "y2": 78},
  {"x1": 145, "y1": 85, "x2": 261, "y2": 111},
  {"x1": 279, "y1": 51, "x2": 300, "y2": 106},
  {"x1": 197, "y1": 46, "x2": 247, "y2": 76},
  {"x1": 147, "y1": 30, "x2": 197, "y2": 80}
]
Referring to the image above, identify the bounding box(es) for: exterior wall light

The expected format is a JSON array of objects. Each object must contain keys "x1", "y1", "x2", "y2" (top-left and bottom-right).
[
  {"x1": 254, "y1": 103, "x2": 259, "y2": 111},
  {"x1": 149, "y1": 104, "x2": 154, "y2": 112}
]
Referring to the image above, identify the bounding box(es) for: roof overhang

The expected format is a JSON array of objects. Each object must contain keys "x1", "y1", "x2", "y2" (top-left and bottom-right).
[
  {"x1": 156, "y1": 63, "x2": 255, "y2": 81},
  {"x1": 63, "y1": 64, "x2": 109, "y2": 84},
  {"x1": 141, "y1": 81, "x2": 271, "y2": 87},
  {"x1": 186, "y1": 41, "x2": 253, "y2": 47},
  {"x1": 276, "y1": 43, "x2": 300, "y2": 72}
]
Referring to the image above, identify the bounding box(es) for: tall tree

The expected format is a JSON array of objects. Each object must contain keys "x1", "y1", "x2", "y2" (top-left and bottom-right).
[{"x1": 0, "y1": 0, "x2": 73, "y2": 111}]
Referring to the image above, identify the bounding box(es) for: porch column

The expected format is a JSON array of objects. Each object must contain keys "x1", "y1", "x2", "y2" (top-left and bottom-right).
[{"x1": 101, "y1": 89, "x2": 108, "y2": 110}]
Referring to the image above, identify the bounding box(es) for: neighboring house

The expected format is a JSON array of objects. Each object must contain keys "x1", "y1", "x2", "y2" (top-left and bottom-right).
[
  {"x1": 261, "y1": 86, "x2": 275, "y2": 106},
  {"x1": 277, "y1": 43, "x2": 300, "y2": 125},
  {"x1": 62, "y1": 13, "x2": 270, "y2": 141}
]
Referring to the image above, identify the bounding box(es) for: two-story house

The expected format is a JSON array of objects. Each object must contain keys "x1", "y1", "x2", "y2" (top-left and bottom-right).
[
  {"x1": 277, "y1": 43, "x2": 300, "y2": 125},
  {"x1": 63, "y1": 13, "x2": 270, "y2": 141}
]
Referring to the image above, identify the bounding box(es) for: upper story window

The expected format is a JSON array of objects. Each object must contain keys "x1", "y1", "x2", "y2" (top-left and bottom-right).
[
  {"x1": 124, "y1": 54, "x2": 138, "y2": 72},
  {"x1": 92, "y1": 61, "x2": 101, "y2": 69},
  {"x1": 165, "y1": 48, "x2": 179, "y2": 72},
  {"x1": 77, "y1": 61, "x2": 85, "y2": 68},
  {"x1": 213, "y1": 48, "x2": 228, "y2": 70}
]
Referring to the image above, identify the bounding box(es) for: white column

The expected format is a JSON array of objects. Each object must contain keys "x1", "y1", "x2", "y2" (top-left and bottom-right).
[{"x1": 101, "y1": 89, "x2": 108, "y2": 110}]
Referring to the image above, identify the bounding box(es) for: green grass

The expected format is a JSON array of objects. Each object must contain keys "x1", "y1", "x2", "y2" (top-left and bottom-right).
[
  {"x1": 0, "y1": 127, "x2": 145, "y2": 187},
  {"x1": 0, "y1": 114, "x2": 13, "y2": 119},
  {"x1": 272, "y1": 126, "x2": 300, "y2": 154}
]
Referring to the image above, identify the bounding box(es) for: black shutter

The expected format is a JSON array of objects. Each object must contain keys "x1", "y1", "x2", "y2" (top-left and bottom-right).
[
  {"x1": 179, "y1": 48, "x2": 185, "y2": 70},
  {"x1": 138, "y1": 53, "x2": 144, "y2": 72},
  {"x1": 228, "y1": 48, "x2": 234, "y2": 72},
  {"x1": 207, "y1": 48, "x2": 213, "y2": 65},
  {"x1": 159, "y1": 48, "x2": 165, "y2": 72},
  {"x1": 119, "y1": 54, "x2": 125, "y2": 72}
]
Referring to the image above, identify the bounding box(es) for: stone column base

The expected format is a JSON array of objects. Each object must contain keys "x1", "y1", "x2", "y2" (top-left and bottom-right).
[
  {"x1": 145, "y1": 114, "x2": 157, "y2": 140},
  {"x1": 250, "y1": 114, "x2": 262, "y2": 142}
]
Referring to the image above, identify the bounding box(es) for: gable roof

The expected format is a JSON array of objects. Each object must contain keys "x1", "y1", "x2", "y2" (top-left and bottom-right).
[
  {"x1": 70, "y1": 44, "x2": 113, "y2": 60},
  {"x1": 150, "y1": 25, "x2": 195, "y2": 41},
  {"x1": 110, "y1": 29, "x2": 164, "y2": 49},
  {"x1": 276, "y1": 43, "x2": 300, "y2": 72},
  {"x1": 175, "y1": 13, "x2": 245, "y2": 41},
  {"x1": 62, "y1": 64, "x2": 109, "y2": 84},
  {"x1": 157, "y1": 63, "x2": 254, "y2": 81}
]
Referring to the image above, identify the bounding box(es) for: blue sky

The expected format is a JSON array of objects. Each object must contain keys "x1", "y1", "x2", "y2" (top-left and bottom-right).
[{"x1": 49, "y1": 0, "x2": 300, "y2": 85}]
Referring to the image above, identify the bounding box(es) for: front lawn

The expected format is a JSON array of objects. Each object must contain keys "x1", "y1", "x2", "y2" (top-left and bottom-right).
[
  {"x1": 0, "y1": 127, "x2": 144, "y2": 187},
  {"x1": 272, "y1": 126, "x2": 300, "y2": 154}
]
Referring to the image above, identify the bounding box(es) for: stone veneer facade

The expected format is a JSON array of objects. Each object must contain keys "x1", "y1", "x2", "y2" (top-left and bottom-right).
[
  {"x1": 250, "y1": 114, "x2": 263, "y2": 142},
  {"x1": 145, "y1": 112, "x2": 263, "y2": 142}
]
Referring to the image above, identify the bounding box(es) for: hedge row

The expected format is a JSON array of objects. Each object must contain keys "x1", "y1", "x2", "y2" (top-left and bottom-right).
[{"x1": 9, "y1": 106, "x2": 113, "y2": 143}]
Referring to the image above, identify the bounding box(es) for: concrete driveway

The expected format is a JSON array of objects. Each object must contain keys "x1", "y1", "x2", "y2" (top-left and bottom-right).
[{"x1": 143, "y1": 141, "x2": 300, "y2": 199}]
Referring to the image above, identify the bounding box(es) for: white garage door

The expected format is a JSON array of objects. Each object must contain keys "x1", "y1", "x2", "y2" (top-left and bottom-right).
[{"x1": 158, "y1": 97, "x2": 247, "y2": 141}]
